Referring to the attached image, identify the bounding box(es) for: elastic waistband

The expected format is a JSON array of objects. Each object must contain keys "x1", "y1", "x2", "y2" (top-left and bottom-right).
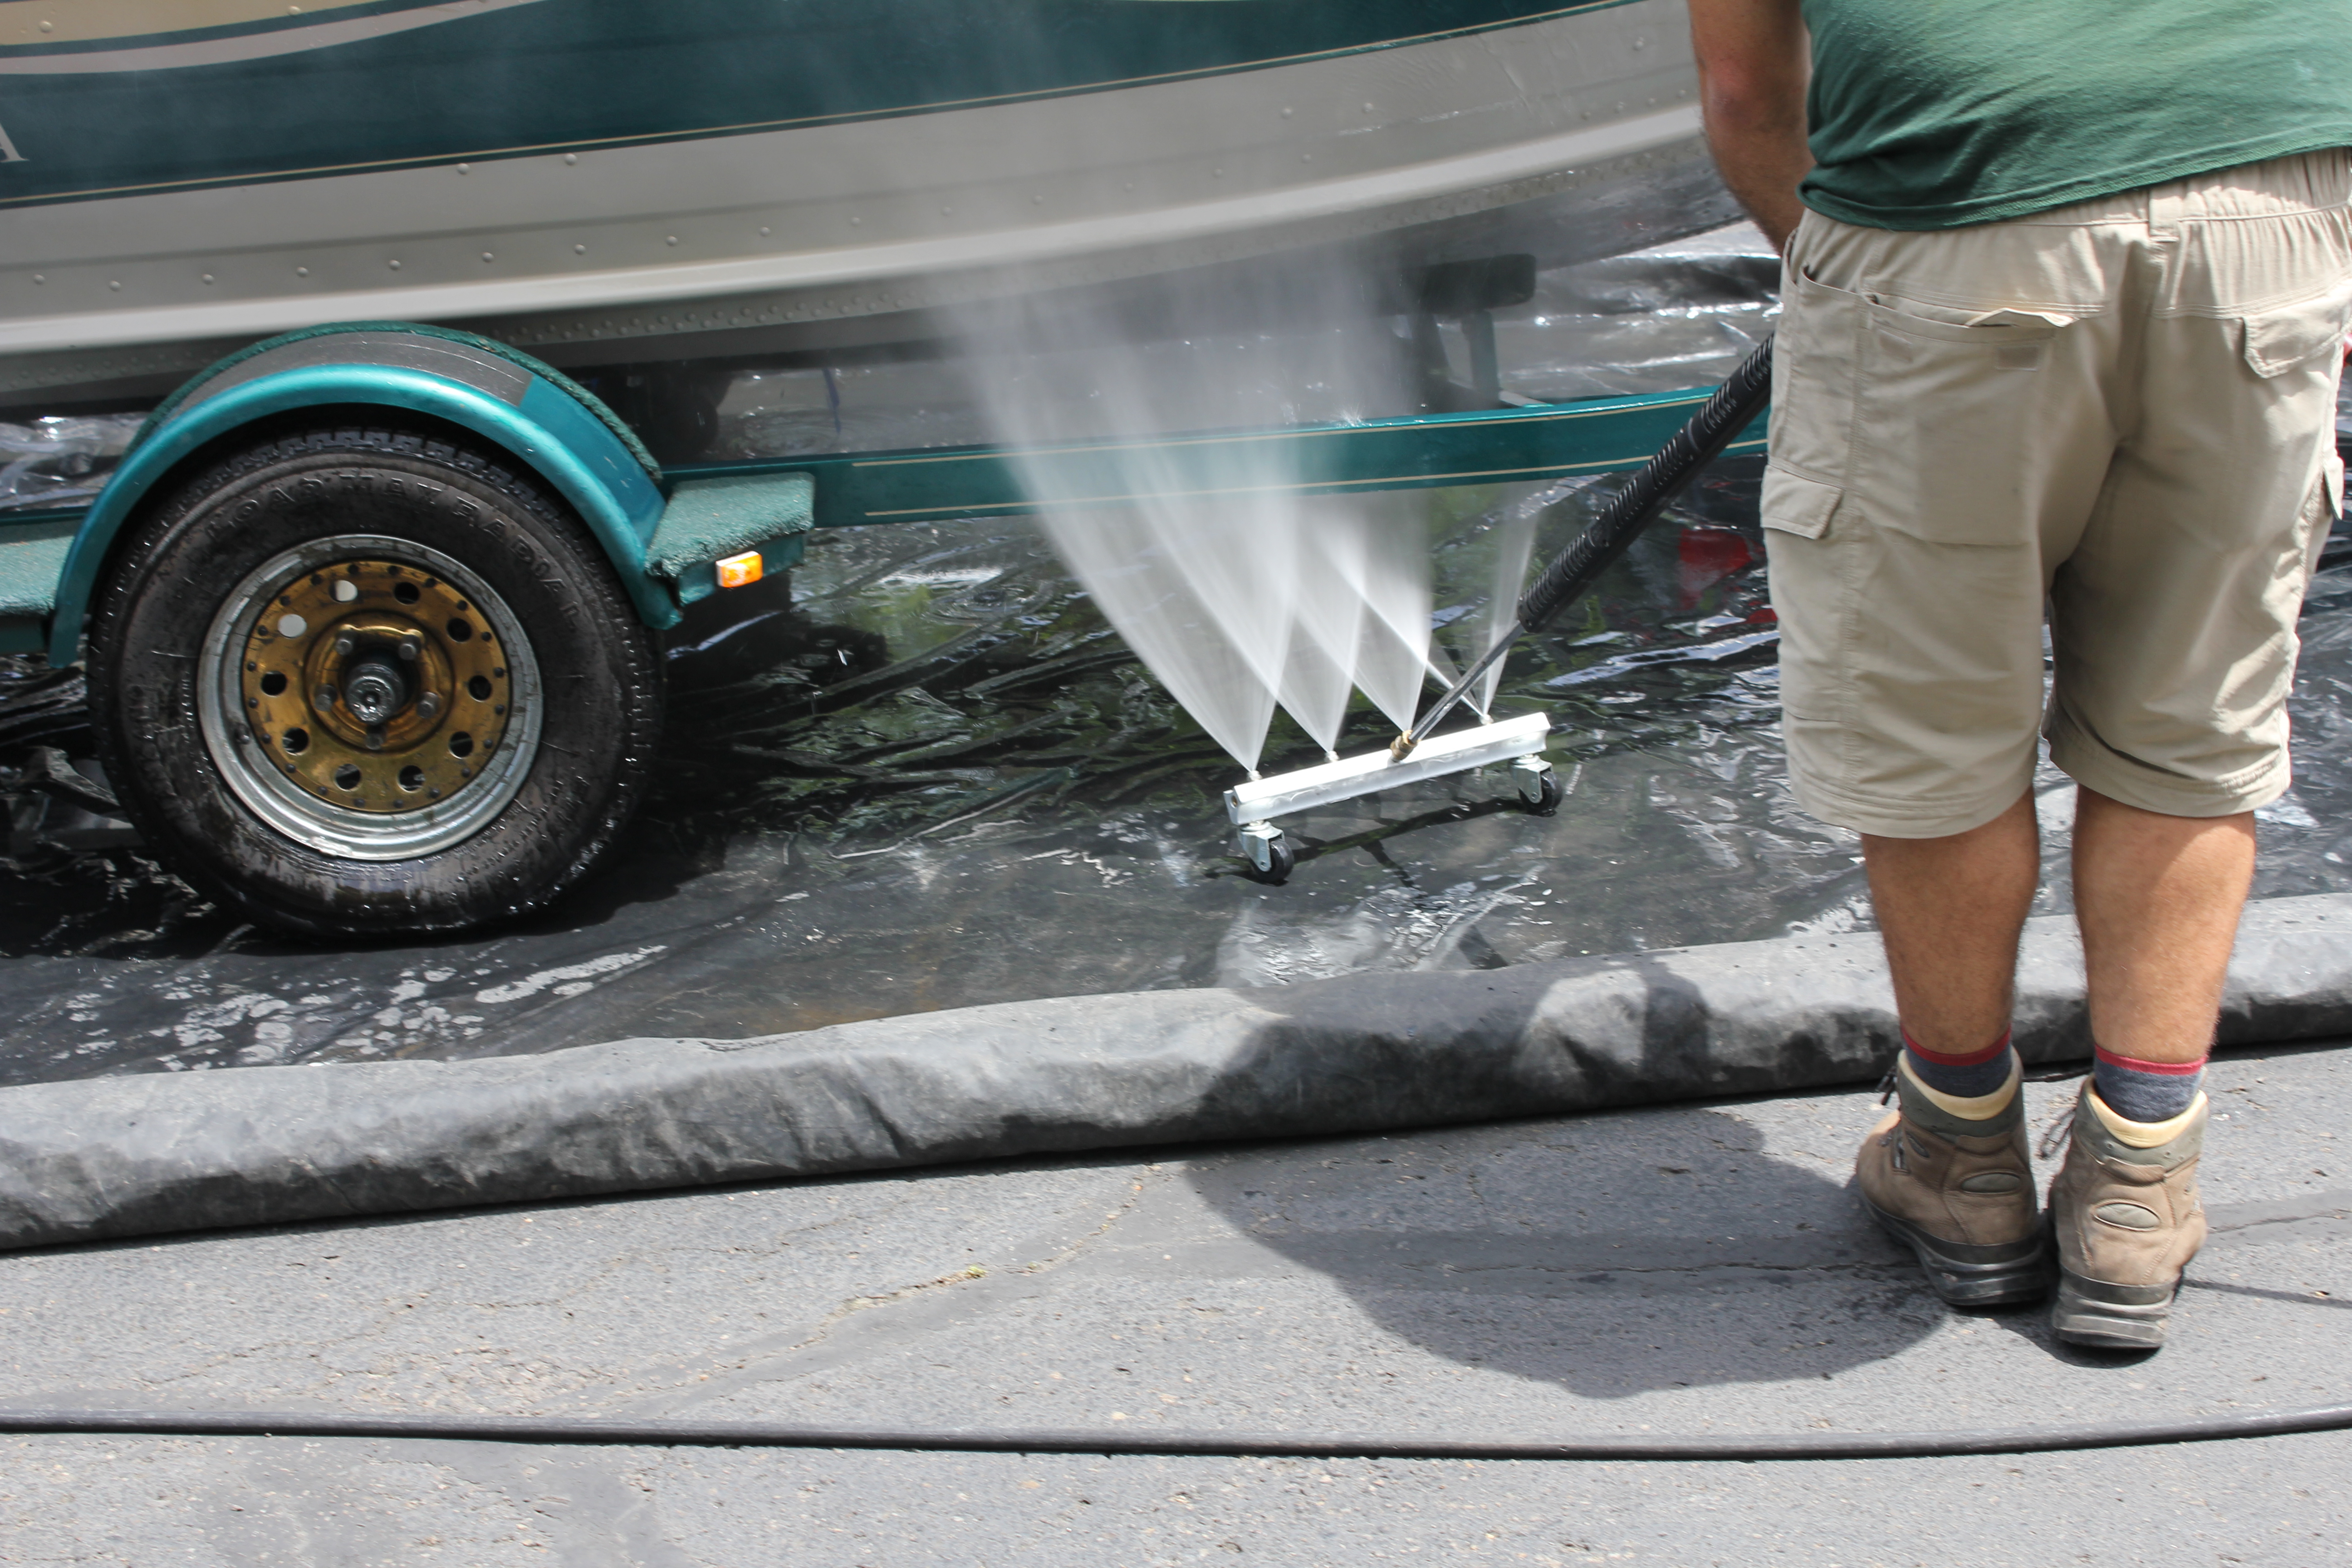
[{"x1": 2019, "y1": 148, "x2": 2352, "y2": 227}]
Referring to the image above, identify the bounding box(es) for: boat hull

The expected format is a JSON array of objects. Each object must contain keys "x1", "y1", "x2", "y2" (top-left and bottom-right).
[{"x1": 0, "y1": 0, "x2": 1715, "y2": 402}]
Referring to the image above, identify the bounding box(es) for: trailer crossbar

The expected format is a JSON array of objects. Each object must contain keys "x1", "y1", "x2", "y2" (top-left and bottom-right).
[{"x1": 665, "y1": 384, "x2": 1768, "y2": 529}]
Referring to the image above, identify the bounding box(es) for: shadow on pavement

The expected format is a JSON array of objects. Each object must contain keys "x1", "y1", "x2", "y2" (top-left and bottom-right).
[
  {"x1": 1181, "y1": 1102, "x2": 1955, "y2": 1396},
  {"x1": 1163, "y1": 940, "x2": 1959, "y2": 1396}
]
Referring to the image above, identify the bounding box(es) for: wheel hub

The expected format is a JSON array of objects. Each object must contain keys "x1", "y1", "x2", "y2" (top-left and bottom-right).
[
  {"x1": 339, "y1": 653, "x2": 407, "y2": 729},
  {"x1": 240, "y1": 559, "x2": 516, "y2": 815}
]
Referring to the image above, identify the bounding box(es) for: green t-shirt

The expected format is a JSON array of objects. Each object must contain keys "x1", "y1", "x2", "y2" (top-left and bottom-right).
[{"x1": 1798, "y1": 0, "x2": 2352, "y2": 230}]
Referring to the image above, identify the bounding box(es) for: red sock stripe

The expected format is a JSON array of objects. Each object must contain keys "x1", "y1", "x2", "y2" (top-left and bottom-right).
[
  {"x1": 2093, "y1": 1044, "x2": 2207, "y2": 1077},
  {"x1": 1902, "y1": 1028, "x2": 2013, "y2": 1068}
]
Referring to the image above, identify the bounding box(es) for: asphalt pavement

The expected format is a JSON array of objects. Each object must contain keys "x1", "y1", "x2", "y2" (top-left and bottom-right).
[{"x1": 4, "y1": 1035, "x2": 2349, "y2": 1565}]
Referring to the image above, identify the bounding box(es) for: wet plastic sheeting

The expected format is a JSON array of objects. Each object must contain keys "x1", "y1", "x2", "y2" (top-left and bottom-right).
[
  {"x1": 9, "y1": 463, "x2": 2352, "y2": 1088},
  {"x1": 0, "y1": 237, "x2": 2348, "y2": 1088},
  {"x1": 0, "y1": 463, "x2": 1816, "y2": 1080},
  {"x1": 1489, "y1": 223, "x2": 1777, "y2": 404},
  {"x1": 0, "y1": 415, "x2": 138, "y2": 514}
]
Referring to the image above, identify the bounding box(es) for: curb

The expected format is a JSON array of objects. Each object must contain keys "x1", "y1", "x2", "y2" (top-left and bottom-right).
[{"x1": 5, "y1": 893, "x2": 2351, "y2": 1252}]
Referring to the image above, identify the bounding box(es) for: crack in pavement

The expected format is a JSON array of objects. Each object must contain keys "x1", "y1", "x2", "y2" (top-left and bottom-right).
[
  {"x1": 2206, "y1": 1187, "x2": 2352, "y2": 1240},
  {"x1": 2183, "y1": 1277, "x2": 2352, "y2": 1309}
]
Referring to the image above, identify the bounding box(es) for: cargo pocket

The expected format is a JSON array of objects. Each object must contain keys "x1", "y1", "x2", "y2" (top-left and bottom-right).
[
  {"x1": 1768, "y1": 268, "x2": 1867, "y2": 485},
  {"x1": 1757, "y1": 462, "x2": 1847, "y2": 732},
  {"x1": 1760, "y1": 463, "x2": 1843, "y2": 540},
  {"x1": 2238, "y1": 282, "x2": 2352, "y2": 378}
]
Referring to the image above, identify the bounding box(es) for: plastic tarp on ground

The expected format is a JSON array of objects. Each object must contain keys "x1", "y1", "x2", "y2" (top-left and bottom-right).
[
  {"x1": 3, "y1": 892, "x2": 2349, "y2": 1254},
  {"x1": 2, "y1": 225, "x2": 2347, "y2": 1087}
]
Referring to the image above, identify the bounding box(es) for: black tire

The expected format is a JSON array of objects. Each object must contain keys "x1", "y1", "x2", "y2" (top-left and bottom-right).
[
  {"x1": 1240, "y1": 834, "x2": 1295, "y2": 885},
  {"x1": 1526, "y1": 769, "x2": 1565, "y2": 816},
  {"x1": 88, "y1": 422, "x2": 664, "y2": 939}
]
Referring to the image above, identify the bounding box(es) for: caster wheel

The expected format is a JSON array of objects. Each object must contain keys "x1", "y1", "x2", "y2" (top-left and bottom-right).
[
  {"x1": 1527, "y1": 769, "x2": 1565, "y2": 816},
  {"x1": 1237, "y1": 823, "x2": 1294, "y2": 884},
  {"x1": 1511, "y1": 755, "x2": 1563, "y2": 816}
]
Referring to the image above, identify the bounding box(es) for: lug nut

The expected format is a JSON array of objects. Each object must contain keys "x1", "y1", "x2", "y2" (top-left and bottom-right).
[
  {"x1": 398, "y1": 636, "x2": 421, "y2": 662},
  {"x1": 333, "y1": 633, "x2": 356, "y2": 657},
  {"x1": 365, "y1": 726, "x2": 386, "y2": 752},
  {"x1": 417, "y1": 691, "x2": 441, "y2": 719},
  {"x1": 316, "y1": 684, "x2": 337, "y2": 709}
]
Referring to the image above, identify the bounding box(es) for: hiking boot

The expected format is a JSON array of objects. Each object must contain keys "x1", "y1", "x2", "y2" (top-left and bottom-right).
[
  {"x1": 2047, "y1": 1087, "x2": 2208, "y2": 1352},
  {"x1": 1855, "y1": 1058, "x2": 2049, "y2": 1307}
]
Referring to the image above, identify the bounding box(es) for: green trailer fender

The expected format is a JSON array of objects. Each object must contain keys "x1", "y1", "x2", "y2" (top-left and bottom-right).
[{"x1": 46, "y1": 323, "x2": 679, "y2": 666}]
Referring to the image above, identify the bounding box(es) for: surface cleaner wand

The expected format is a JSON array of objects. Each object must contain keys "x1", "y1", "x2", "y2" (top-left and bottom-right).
[
  {"x1": 1226, "y1": 336, "x2": 1775, "y2": 883},
  {"x1": 1391, "y1": 334, "x2": 1777, "y2": 760}
]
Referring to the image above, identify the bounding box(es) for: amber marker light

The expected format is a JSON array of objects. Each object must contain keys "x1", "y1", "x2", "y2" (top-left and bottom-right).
[{"x1": 715, "y1": 551, "x2": 763, "y2": 589}]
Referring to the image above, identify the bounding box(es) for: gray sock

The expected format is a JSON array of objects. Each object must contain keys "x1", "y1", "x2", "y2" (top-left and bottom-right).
[{"x1": 2091, "y1": 1046, "x2": 2203, "y2": 1124}]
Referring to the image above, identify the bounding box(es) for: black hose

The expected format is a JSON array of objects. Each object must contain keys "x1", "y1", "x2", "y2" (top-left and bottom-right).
[
  {"x1": 1396, "y1": 335, "x2": 1775, "y2": 753},
  {"x1": 3, "y1": 1400, "x2": 2347, "y2": 1461},
  {"x1": 1515, "y1": 333, "x2": 1775, "y2": 632}
]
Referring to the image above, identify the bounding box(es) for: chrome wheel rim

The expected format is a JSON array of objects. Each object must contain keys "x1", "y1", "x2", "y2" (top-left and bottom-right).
[{"x1": 196, "y1": 535, "x2": 544, "y2": 861}]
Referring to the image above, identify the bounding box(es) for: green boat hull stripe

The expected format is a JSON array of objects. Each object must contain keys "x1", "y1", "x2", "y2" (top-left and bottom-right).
[{"x1": 0, "y1": 0, "x2": 1633, "y2": 210}]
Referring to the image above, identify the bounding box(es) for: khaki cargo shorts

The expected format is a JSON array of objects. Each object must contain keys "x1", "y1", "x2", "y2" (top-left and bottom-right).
[{"x1": 1764, "y1": 149, "x2": 2352, "y2": 838}]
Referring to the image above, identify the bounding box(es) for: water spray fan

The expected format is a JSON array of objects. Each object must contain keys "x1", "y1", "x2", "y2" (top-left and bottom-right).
[{"x1": 1226, "y1": 336, "x2": 1776, "y2": 883}]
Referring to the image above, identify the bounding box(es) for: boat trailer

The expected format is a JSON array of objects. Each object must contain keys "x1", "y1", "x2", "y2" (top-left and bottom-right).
[{"x1": 0, "y1": 322, "x2": 1766, "y2": 933}]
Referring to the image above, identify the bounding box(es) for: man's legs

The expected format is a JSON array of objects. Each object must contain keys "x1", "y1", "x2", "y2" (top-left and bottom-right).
[
  {"x1": 2072, "y1": 790, "x2": 2255, "y2": 1066},
  {"x1": 1861, "y1": 790, "x2": 2039, "y2": 1058},
  {"x1": 1848, "y1": 792, "x2": 2049, "y2": 1307},
  {"x1": 1859, "y1": 785, "x2": 2251, "y2": 1343},
  {"x1": 2031, "y1": 790, "x2": 2249, "y2": 1347},
  {"x1": 1858, "y1": 785, "x2": 2253, "y2": 1064}
]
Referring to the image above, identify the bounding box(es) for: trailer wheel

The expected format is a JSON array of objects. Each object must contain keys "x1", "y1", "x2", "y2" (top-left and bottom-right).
[{"x1": 88, "y1": 424, "x2": 663, "y2": 939}]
